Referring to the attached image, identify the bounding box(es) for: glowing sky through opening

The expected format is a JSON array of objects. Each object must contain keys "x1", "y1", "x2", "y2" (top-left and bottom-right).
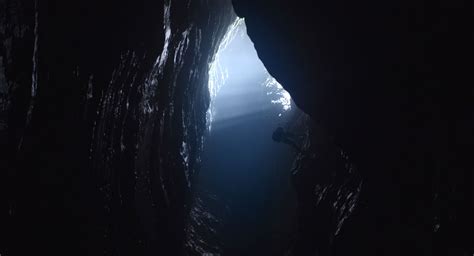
[{"x1": 207, "y1": 18, "x2": 292, "y2": 131}]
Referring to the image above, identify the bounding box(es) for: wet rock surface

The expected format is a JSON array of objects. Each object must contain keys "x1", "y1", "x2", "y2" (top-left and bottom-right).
[
  {"x1": 1, "y1": 1, "x2": 235, "y2": 255},
  {"x1": 285, "y1": 115, "x2": 363, "y2": 256}
]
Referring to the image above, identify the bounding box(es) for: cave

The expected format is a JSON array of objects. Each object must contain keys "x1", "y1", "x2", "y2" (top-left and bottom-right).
[{"x1": 0, "y1": 0, "x2": 472, "y2": 256}]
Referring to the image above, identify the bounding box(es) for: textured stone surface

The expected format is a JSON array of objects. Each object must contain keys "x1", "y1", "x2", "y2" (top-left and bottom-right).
[{"x1": 0, "y1": 1, "x2": 234, "y2": 255}]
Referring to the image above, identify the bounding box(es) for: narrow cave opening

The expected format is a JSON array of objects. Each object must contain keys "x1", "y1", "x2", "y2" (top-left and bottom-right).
[{"x1": 188, "y1": 18, "x2": 307, "y2": 255}]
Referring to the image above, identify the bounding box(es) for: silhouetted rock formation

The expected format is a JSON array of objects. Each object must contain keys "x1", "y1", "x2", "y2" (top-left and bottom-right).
[
  {"x1": 282, "y1": 115, "x2": 363, "y2": 256},
  {"x1": 233, "y1": 0, "x2": 473, "y2": 255}
]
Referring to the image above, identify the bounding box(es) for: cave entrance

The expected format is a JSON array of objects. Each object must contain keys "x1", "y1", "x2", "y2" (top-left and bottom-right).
[{"x1": 189, "y1": 18, "x2": 304, "y2": 255}]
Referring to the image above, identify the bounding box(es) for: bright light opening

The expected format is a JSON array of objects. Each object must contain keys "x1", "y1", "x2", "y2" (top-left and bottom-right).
[{"x1": 207, "y1": 18, "x2": 293, "y2": 131}]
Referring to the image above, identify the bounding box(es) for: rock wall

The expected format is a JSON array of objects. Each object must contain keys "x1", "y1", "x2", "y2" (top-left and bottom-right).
[
  {"x1": 0, "y1": 1, "x2": 235, "y2": 255},
  {"x1": 233, "y1": 0, "x2": 473, "y2": 255},
  {"x1": 285, "y1": 114, "x2": 363, "y2": 256}
]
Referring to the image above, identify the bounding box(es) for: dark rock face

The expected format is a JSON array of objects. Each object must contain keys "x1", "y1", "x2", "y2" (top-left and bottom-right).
[
  {"x1": 287, "y1": 115, "x2": 363, "y2": 256},
  {"x1": 1, "y1": 1, "x2": 234, "y2": 255},
  {"x1": 233, "y1": 0, "x2": 473, "y2": 255}
]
